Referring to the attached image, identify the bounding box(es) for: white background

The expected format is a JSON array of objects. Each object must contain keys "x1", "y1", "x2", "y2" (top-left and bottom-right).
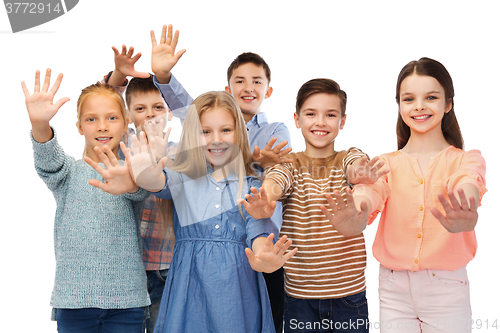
[{"x1": 1, "y1": 1, "x2": 498, "y2": 332}]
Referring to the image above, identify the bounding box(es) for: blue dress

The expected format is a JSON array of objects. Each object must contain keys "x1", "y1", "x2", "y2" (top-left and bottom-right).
[{"x1": 152, "y1": 167, "x2": 277, "y2": 333}]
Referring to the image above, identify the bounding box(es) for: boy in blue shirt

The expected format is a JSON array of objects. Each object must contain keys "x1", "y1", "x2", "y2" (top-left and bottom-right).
[{"x1": 151, "y1": 24, "x2": 291, "y2": 333}]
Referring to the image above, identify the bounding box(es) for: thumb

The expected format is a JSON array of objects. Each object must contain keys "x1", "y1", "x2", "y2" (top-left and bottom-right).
[
  {"x1": 173, "y1": 49, "x2": 186, "y2": 62},
  {"x1": 245, "y1": 248, "x2": 257, "y2": 266},
  {"x1": 53, "y1": 97, "x2": 70, "y2": 111}
]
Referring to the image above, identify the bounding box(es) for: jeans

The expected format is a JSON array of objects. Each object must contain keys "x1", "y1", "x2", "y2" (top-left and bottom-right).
[
  {"x1": 263, "y1": 267, "x2": 285, "y2": 333},
  {"x1": 56, "y1": 307, "x2": 147, "y2": 333},
  {"x1": 145, "y1": 269, "x2": 169, "y2": 333},
  {"x1": 284, "y1": 291, "x2": 369, "y2": 332},
  {"x1": 379, "y1": 265, "x2": 471, "y2": 333}
]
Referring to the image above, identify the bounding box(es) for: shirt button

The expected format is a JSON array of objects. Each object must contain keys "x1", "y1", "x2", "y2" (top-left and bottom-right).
[
  {"x1": 215, "y1": 225, "x2": 220, "y2": 229},
  {"x1": 414, "y1": 259, "x2": 419, "y2": 264},
  {"x1": 420, "y1": 179, "x2": 424, "y2": 184},
  {"x1": 419, "y1": 206, "x2": 424, "y2": 211},
  {"x1": 215, "y1": 204, "x2": 220, "y2": 209},
  {"x1": 417, "y1": 234, "x2": 422, "y2": 239},
  {"x1": 216, "y1": 187, "x2": 220, "y2": 191}
]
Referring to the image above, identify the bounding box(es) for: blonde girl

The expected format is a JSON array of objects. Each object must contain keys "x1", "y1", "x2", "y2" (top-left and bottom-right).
[
  {"x1": 23, "y1": 69, "x2": 150, "y2": 333},
  {"x1": 121, "y1": 91, "x2": 297, "y2": 333}
]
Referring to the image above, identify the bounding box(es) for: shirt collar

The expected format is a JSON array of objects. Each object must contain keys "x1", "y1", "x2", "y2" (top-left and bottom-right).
[
  {"x1": 247, "y1": 112, "x2": 268, "y2": 128},
  {"x1": 205, "y1": 165, "x2": 239, "y2": 182}
]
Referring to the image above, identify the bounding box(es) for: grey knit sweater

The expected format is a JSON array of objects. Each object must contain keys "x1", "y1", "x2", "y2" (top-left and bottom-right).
[{"x1": 32, "y1": 131, "x2": 150, "y2": 313}]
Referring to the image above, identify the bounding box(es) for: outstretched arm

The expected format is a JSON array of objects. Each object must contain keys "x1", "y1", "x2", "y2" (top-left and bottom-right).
[
  {"x1": 22, "y1": 69, "x2": 70, "y2": 143},
  {"x1": 320, "y1": 188, "x2": 371, "y2": 237},
  {"x1": 347, "y1": 155, "x2": 389, "y2": 185},
  {"x1": 151, "y1": 24, "x2": 186, "y2": 84},
  {"x1": 430, "y1": 185, "x2": 479, "y2": 233},
  {"x1": 245, "y1": 234, "x2": 298, "y2": 273}
]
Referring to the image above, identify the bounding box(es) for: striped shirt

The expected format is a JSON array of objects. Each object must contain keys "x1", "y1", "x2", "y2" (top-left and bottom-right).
[{"x1": 264, "y1": 149, "x2": 367, "y2": 299}]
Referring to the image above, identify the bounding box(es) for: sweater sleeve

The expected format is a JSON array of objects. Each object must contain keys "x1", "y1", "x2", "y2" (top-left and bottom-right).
[
  {"x1": 263, "y1": 159, "x2": 295, "y2": 201},
  {"x1": 31, "y1": 129, "x2": 74, "y2": 194}
]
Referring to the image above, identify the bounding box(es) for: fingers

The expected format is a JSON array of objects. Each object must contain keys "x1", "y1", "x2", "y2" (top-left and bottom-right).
[
  {"x1": 21, "y1": 81, "x2": 30, "y2": 98},
  {"x1": 170, "y1": 28, "x2": 179, "y2": 50},
  {"x1": 34, "y1": 69, "x2": 41, "y2": 92},
  {"x1": 41, "y1": 68, "x2": 51, "y2": 93},
  {"x1": 150, "y1": 29, "x2": 157, "y2": 47},
  {"x1": 161, "y1": 24, "x2": 168, "y2": 44},
  {"x1": 88, "y1": 178, "x2": 107, "y2": 191},
  {"x1": 84, "y1": 155, "x2": 107, "y2": 175},
  {"x1": 164, "y1": 24, "x2": 172, "y2": 45},
  {"x1": 48, "y1": 72, "x2": 64, "y2": 96}
]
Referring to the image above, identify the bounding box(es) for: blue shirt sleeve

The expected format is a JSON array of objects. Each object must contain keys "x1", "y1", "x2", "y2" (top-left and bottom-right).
[{"x1": 153, "y1": 74, "x2": 193, "y2": 126}]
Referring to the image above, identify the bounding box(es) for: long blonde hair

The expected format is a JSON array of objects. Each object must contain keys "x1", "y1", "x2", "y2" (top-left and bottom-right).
[{"x1": 76, "y1": 82, "x2": 128, "y2": 157}]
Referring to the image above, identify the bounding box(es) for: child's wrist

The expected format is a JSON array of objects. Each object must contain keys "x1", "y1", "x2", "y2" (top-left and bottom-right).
[{"x1": 155, "y1": 71, "x2": 172, "y2": 84}]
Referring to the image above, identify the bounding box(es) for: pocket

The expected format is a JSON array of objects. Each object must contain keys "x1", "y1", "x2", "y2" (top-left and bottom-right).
[
  {"x1": 379, "y1": 265, "x2": 394, "y2": 281},
  {"x1": 341, "y1": 291, "x2": 368, "y2": 316},
  {"x1": 431, "y1": 268, "x2": 468, "y2": 287}
]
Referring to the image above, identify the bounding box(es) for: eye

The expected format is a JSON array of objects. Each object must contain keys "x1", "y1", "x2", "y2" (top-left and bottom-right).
[
  {"x1": 306, "y1": 112, "x2": 315, "y2": 117},
  {"x1": 109, "y1": 116, "x2": 118, "y2": 121},
  {"x1": 86, "y1": 117, "x2": 96, "y2": 122},
  {"x1": 202, "y1": 130, "x2": 210, "y2": 135},
  {"x1": 155, "y1": 105, "x2": 165, "y2": 111},
  {"x1": 427, "y1": 96, "x2": 437, "y2": 100},
  {"x1": 135, "y1": 107, "x2": 144, "y2": 112},
  {"x1": 222, "y1": 128, "x2": 232, "y2": 133},
  {"x1": 254, "y1": 80, "x2": 262, "y2": 84},
  {"x1": 235, "y1": 80, "x2": 243, "y2": 84},
  {"x1": 402, "y1": 97, "x2": 414, "y2": 102},
  {"x1": 327, "y1": 113, "x2": 337, "y2": 118}
]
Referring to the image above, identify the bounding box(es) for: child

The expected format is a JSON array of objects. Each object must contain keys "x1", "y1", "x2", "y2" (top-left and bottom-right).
[
  {"x1": 116, "y1": 90, "x2": 297, "y2": 333},
  {"x1": 350, "y1": 57, "x2": 487, "y2": 333},
  {"x1": 240, "y1": 78, "x2": 388, "y2": 333},
  {"x1": 102, "y1": 41, "x2": 188, "y2": 333},
  {"x1": 22, "y1": 69, "x2": 150, "y2": 332},
  {"x1": 150, "y1": 24, "x2": 291, "y2": 333}
]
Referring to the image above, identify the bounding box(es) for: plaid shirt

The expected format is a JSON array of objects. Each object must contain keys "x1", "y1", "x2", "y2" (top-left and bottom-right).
[{"x1": 119, "y1": 128, "x2": 174, "y2": 271}]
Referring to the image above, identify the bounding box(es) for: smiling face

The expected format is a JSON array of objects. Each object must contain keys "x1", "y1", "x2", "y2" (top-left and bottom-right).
[
  {"x1": 77, "y1": 94, "x2": 128, "y2": 162},
  {"x1": 398, "y1": 74, "x2": 452, "y2": 138},
  {"x1": 294, "y1": 93, "x2": 346, "y2": 158},
  {"x1": 199, "y1": 107, "x2": 236, "y2": 168},
  {"x1": 225, "y1": 63, "x2": 273, "y2": 122},
  {"x1": 128, "y1": 90, "x2": 171, "y2": 128}
]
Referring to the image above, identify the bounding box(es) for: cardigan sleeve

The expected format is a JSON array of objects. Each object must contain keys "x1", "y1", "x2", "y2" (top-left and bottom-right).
[{"x1": 443, "y1": 149, "x2": 487, "y2": 205}]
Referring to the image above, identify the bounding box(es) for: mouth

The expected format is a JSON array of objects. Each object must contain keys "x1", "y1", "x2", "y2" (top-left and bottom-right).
[
  {"x1": 311, "y1": 130, "x2": 329, "y2": 137},
  {"x1": 208, "y1": 147, "x2": 229, "y2": 156},
  {"x1": 412, "y1": 115, "x2": 432, "y2": 121},
  {"x1": 241, "y1": 96, "x2": 256, "y2": 101},
  {"x1": 96, "y1": 137, "x2": 112, "y2": 144}
]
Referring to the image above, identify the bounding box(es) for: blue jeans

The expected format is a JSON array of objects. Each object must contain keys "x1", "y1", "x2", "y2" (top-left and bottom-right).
[
  {"x1": 145, "y1": 269, "x2": 169, "y2": 333},
  {"x1": 284, "y1": 291, "x2": 369, "y2": 332},
  {"x1": 56, "y1": 307, "x2": 147, "y2": 333}
]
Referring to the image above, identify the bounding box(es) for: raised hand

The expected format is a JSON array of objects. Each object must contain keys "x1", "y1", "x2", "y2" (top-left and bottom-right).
[
  {"x1": 111, "y1": 45, "x2": 150, "y2": 80},
  {"x1": 252, "y1": 137, "x2": 293, "y2": 170},
  {"x1": 151, "y1": 24, "x2": 186, "y2": 84},
  {"x1": 237, "y1": 187, "x2": 277, "y2": 219},
  {"x1": 430, "y1": 188, "x2": 478, "y2": 233},
  {"x1": 122, "y1": 132, "x2": 167, "y2": 191},
  {"x1": 22, "y1": 69, "x2": 70, "y2": 143},
  {"x1": 245, "y1": 234, "x2": 298, "y2": 273},
  {"x1": 320, "y1": 188, "x2": 369, "y2": 237},
  {"x1": 84, "y1": 145, "x2": 139, "y2": 195},
  {"x1": 347, "y1": 155, "x2": 389, "y2": 185}
]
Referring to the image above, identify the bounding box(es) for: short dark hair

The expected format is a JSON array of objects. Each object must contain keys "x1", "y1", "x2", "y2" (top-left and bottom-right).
[
  {"x1": 227, "y1": 52, "x2": 271, "y2": 83},
  {"x1": 125, "y1": 75, "x2": 160, "y2": 108},
  {"x1": 296, "y1": 78, "x2": 347, "y2": 116},
  {"x1": 395, "y1": 57, "x2": 463, "y2": 150}
]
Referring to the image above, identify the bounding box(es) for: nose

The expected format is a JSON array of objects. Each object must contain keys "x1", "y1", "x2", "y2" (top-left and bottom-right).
[
  {"x1": 415, "y1": 99, "x2": 426, "y2": 111},
  {"x1": 97, "y1": 119, "x2": 108, "y2": 132},
  {"x1": 244, "y1": 83, "x2": 254, "y2": 93},
  {"x1": 211, "y1": 132, "x2": 222, "y2": 143},
  {"x1": 315, "y1": 116, "x2": 326, "y2": 126},
  {"x1": 145, "y1": 107, "x2": 155, "y2": 119}
]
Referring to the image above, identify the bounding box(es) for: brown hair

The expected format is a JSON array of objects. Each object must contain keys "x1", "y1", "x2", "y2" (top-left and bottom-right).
[
  {"x1": 296, "y1": 78, "x2": 347, "y2": 116},
  {"x1": 227, "y1": 52, "x2": 271, "y2": 84},
  {"x1": 395, "y1": 57, "x2": 463, "y2": 150},
  {"x1": 124, "y1": 75, "x2": 160, "y2": 109},
  {"x1": 76, "y1": 82, "x2": 127, "y2": 157}
]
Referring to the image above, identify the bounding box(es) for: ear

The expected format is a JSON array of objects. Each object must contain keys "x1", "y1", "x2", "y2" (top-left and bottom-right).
[
  {"x1": 445, "y1": 98, "x2": 453, "y2": 113},
  {"x1": 76, "y1": 121, "x2": 84, "y2": 135},
  {"x1": 294, "y1": 112, "x2": 300, "y2": 129},
  {"x1": 264, "y1": 86, "x2": 273, "y2": 99},
  {"x1": 339, "y1": 114, "x2": 347, "y2": 129},
  {"x1": 224, "y1": 86, "x2": 232, "y2": 94},
  {"x1": 124, "y1": 116, "x2": 130, "y2": 132}
]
